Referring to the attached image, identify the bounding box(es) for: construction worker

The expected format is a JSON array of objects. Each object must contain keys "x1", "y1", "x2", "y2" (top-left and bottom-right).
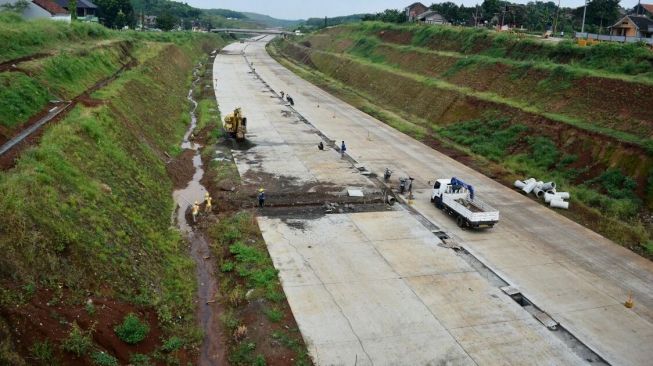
[
  {"x1": 192, "y1": 201, "x2": 200, "y2": 223},
  {"x1": 258, "y1": 188, "x2": 266, "y2": 208},
  {"x1": 318, "y1": 141, "x2": 324, "y2": 150},
  {"x1": 280, "y1": 91, "x2": 285, "y2": 99},
  {"x1": 340, "y1": 141, "x2": 346, "y2": 158},
  {"x1": 204, "y1": 192, "x2": 212, "y2": 213}
]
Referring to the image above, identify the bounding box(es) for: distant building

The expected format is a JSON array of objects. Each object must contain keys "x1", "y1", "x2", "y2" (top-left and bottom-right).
[
  {"x1": 610, "y1": 15, "x2": 653, "y2": 38},
  {"x1": 0, "y1": 0, "x2": 70, "y2": 21},
  {"x1": 416, "y1": 10, "x2": 447, "y2": 25},
  {"x1": 631, "y1": 3, "x2": 653, "y2": 17},
  {"x1": 140, "y1": 15, "x2": 157, "y2": 28},
  {"x1": 54, "y1": 0, "x2": 97, "y2": 21},
  {"x1": 404, "y1": 2, "x2": 428, "y2": 22}
]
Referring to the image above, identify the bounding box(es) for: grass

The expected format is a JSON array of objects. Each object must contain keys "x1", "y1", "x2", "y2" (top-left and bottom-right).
[
  {"x1": 61, "y1": 322, "x2": 92, "y2": 357},
  {"x1": 0, "y1": 72, "x2": 51, "y2": 128},
  {"x1": 0, "y1": 12, "x2": 110, "y2": 63},
  {"x1": 348, "y1": 22, "x2": 653, "y2": 80},
  {"x1": 114, "y1": 313, "x2": 150, "y2": 344},
  {"x1": 291, "y1": 42, "x2": 653, "y2": 152},
  {"x1": 440, "y1": 117, "x2": 528, "y2": 161},
  {"x1": 0, "y1": 28, "x2": 227, "y2": 364}
]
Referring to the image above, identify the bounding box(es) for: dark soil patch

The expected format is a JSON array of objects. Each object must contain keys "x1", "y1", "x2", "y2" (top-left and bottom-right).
[
  {"x1": 377, "y1": 29, "x2": 413, "y2": 44},
  {"x1": 0, "y1": 53, "x2": 51, "y2": 72},
  {"x1": 166, "y1": 148, "x2": 196, "y2": 189},
  {"x1": 0, "y1": 287, "x2": 178, "y2": 366}
]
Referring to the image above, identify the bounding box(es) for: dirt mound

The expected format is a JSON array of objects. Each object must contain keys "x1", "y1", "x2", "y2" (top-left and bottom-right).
[
  {"x1": 0, "y1": 287, "x2": 177, "y2": 365},
  {"x1": 166, "y1": 148, "x2": 196, "y2": 189}
]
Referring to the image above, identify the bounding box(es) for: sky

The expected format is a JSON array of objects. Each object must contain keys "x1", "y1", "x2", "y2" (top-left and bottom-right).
[{"x1": 184, "y1": 0, "x2": 643, "y2": 20}]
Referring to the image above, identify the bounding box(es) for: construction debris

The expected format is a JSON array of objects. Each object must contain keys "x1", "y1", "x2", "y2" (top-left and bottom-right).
[{"x1": 514, "y1": 178, "x2": 570, "y2": 209}]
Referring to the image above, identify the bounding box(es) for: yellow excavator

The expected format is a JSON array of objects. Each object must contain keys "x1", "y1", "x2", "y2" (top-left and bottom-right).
[{"x1": 223, "y1": 107, "x2": 247, "y2": 140}]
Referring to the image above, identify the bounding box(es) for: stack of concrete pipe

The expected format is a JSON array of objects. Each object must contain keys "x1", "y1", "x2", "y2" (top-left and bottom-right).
[{"x1": 514, "y1": 178, "x2": 569, "y2": 209}]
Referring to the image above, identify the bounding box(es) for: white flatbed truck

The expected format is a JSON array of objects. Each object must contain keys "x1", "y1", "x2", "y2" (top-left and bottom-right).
[{"x1": 430, "y1": 177, "x2": 499, "y2": 229}]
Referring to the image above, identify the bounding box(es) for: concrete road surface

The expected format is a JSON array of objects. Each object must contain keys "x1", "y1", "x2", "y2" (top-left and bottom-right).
[{"x1": 213, "y1": 38, "x2": 653, "y2": 365}]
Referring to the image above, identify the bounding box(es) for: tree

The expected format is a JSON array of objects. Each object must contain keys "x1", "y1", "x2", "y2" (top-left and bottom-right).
[
  {"x1": 362, "y1": 9, "x2": 406, "y2": 23},
  {"x1": 523, "y1": 1, "x2": 558, "y2": 32},
  {"x1": 481, "y1": 0, "x2": 502, "y2": 22},
  {"x1": 430, "y1": 2, "x2": 461, "y2": 24},
  {"x1": 156, "y1": 11, "x2": 177, "y2": 31},
  {"x1": 69, "y1": 0, "x2": 77, "y2": 21},
  {"x1": 94, "y1": 0, "x2": 135, "y2": 28},
  {"x1": 0, "y1": 0, "x2": 30, "y2": 13},
  {"x1": 585, "y1": 0, "x2": 620, "y2": 33}
]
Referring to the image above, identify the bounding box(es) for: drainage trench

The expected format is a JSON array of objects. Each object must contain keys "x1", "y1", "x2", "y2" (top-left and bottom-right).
[{"x1": 172, "y1": 60, "x2": 225, "y2": 366}]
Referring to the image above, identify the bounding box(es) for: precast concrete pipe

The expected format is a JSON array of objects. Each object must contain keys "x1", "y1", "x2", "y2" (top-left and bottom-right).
[
  {"x1": 550, "y1": 198, "x2": 569, "y2": 209},
  {"x1": 514, "y1": 180, "x2": 526, "y2": 189},
  {"x1": 522, "y1": 180, "x2": 538, "y2": 194},
  {"x1": 555, "y1": 192, "x2": 570, "y2": 200},
  {"x1": 541, "y1": 181, "x2": 557, "y2": 191},
  {"x1": 533, "y1": 186, "x2": 545, "y2": 198},
  {"x1": 544, "y1": 192, "x2": 556, "y2": 203}
]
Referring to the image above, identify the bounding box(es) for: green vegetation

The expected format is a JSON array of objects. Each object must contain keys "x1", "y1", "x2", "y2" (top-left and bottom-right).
[
  {"x1": 0, "y1": 72, "x2": 51, "y2": 128},
  {"x1": 91, "y1": 351, "x2": 119, "y2": 366},
  {"x1": 114, "y1": 313, "x2": 150, "y2": 344},
  {"x1": 161, "y1": 336, "x2": 183, "y2": 352},
  {"x1": 0, "y1": 12, "x2": 110, "y2": 63},
  {"x1": 0, "y1": 19, "x2": 226, "y2": 364},
  {"x1": 61, "y1": 323, "x2": 92, "y2": 357},
  {"x1": 29, "y1": 341, "x2": 55, "y2": 365},
  {"x1": 129, "y1": 353, "x2": 152, "y2": 366},
  {"x1": 350, "y1": 22, "x2": 653, "y2": 79},
  {"x1": 440, "y1": 118, "x2": 528, "y2": 161}
]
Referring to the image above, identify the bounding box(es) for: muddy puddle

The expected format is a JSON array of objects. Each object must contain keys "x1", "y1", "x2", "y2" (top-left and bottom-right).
[{"x1": 172, "y1": 61, "x2": 225, "y2": 366}]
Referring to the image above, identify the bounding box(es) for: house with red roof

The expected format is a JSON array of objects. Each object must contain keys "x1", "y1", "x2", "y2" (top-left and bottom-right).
[{"x1": 0, "y1": 0, "x2": 70, "y2": 21}]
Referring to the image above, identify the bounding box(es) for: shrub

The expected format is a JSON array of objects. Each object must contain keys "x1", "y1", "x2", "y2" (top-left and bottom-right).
[
  {"x1": 129, "y1": 353, "x2": 152, "y2": 366},
  {"x1": 61, "y1": 322, "x2": 92, "y2": 356},
  {"x1": 114, "y1": 313, "x2": 150, "y2": 344},
  {"x1": 91, "y1": 351, "x2": 118, "y2": 366},
  {"x1": 161, "y1": 336, "x2": 183, "y2": 353},
  {"x1": 29, "y1": 340, "x2": 55, "y2": 364},
  {"x1": 264, "y1": 307, "x2": 283, "y2": 323}
]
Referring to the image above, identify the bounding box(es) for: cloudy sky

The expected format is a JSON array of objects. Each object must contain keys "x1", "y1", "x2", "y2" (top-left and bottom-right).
[{"x1": 184, "y1": 0, "x2": 642, "y2": 19}]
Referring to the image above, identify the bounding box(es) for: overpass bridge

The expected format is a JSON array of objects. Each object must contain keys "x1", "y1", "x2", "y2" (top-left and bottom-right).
[{"x1": 210, "y1": 28, "x2": 293, "y2": 35}]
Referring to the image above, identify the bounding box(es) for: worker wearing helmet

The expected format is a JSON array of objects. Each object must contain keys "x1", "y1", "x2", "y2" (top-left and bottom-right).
[
  {"x1": 192, "y1": 201, "x2": 200, "y2": 223},
  {"x1": 204, "y1": 192, "x2": 212, "y2": 213},
  {"x1": 258, "y1": 188, "x2": 266, "y2": 208}
]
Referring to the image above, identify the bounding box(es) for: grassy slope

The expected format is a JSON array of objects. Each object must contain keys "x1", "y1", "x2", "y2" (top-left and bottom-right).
[
  {"x1": 0, "y1": 72, "x2": 51, "y2": 128},
  {"x1": 0, "y1": 12, "x2": 111, "y2": 63},
  {"x1": 0, "y1": 26, "x2": 225, "y2": 365},
  {"x1": 350, "y1": 22, "x2": 653, "y2": 80},
  {"x1": 270, "y1": 31, "x2": 653, "y2": 257}
]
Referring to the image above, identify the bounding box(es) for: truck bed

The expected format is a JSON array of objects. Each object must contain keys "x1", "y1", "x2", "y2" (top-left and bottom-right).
[{"x1": 443, "y1": 195, "x2": 499, "y2": 224}]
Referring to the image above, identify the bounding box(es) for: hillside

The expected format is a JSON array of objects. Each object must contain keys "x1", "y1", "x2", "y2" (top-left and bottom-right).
[
  {"x1": 0, "y1": 14, "x2": 224, "y2": 365},
  {"x1": 270, "y1": 22, "x2": 653, "y2": 257},
  {"x1": 241, "y1": 11, "x2": 302, "y2": 28}
]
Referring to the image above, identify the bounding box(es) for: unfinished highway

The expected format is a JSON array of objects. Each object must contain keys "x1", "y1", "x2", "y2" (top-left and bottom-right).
[{"x1": 213, "y1": 37, "x2": 653, "y2": 365}]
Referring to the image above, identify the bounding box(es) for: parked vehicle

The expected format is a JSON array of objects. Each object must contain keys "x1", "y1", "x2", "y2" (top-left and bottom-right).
[
  {"x1": 430, "y1": 177, "x2": 499, "y2": 229},
  {"x1": 223, "y1": 107, "x2": 247, "y2": 140}
]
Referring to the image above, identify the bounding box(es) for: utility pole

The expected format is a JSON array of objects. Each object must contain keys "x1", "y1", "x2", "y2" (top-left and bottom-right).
[
  {"x1": 474, "y1": 5, "x2": 479, "y2": 27},
  {"x1": 553, "y1": 0, "x2": 561, "y2": 35},
  {"x1": 581, "y1": 0, "x2": 588, "y2": 33}
]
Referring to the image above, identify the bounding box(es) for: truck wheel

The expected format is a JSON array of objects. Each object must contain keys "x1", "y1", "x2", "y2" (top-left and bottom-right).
[
  {"x1": 430, "y1": 197, "x2": 435, "y2": 203},
  {"x1": 456, "y1": 216, "x2": 465, "y2": 228}
]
